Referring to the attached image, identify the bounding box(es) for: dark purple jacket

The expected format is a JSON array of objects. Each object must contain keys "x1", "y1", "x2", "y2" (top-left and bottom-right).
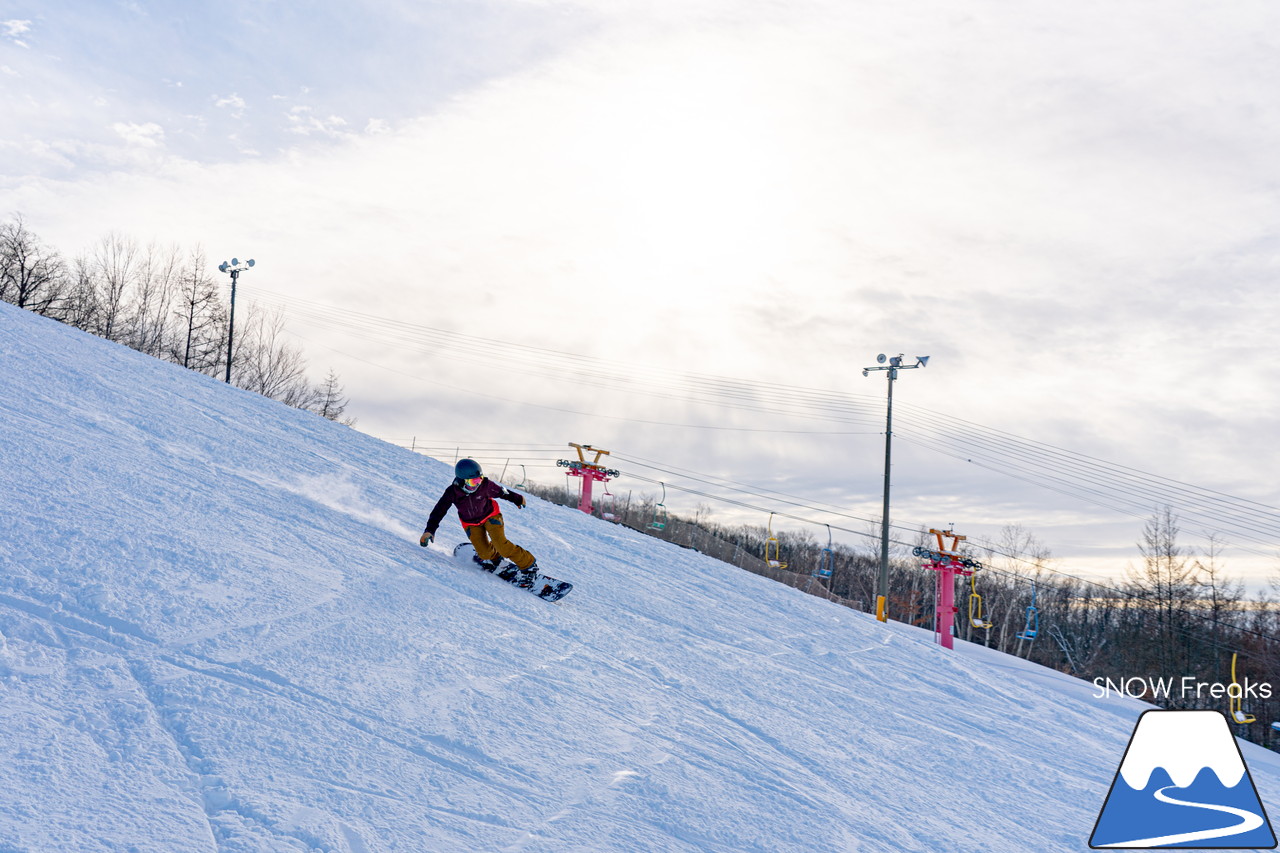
[{"x1": 425, "y1": 478, "x2": 525, "y2": 536}]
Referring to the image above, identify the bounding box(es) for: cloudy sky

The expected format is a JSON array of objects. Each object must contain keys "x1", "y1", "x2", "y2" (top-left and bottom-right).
[{"x1": 4, "y1": 0, "x2": 1280, "y2": 587}]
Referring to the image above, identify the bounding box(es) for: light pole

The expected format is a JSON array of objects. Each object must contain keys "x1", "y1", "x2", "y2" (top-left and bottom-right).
[
  {"x1": 863, "y1": 353, "x2": 929, "y2": 622},
  {"x1": 217, "y1": 257, "x2": 255, "y2": 384}
]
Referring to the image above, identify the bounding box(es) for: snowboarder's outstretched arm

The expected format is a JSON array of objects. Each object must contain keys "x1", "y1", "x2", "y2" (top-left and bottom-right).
[{"x1": 420, "y1": 487, "x2": 458, "y2": 546}]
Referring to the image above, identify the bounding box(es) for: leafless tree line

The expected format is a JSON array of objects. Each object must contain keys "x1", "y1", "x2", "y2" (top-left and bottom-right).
[{"x1": 1, "y1": 214, "x2": 352, "y2": 424}]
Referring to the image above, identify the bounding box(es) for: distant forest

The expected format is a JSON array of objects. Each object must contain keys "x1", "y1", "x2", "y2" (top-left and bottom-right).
[
  {"x1": 524, "y1": 484, "x2": 1280, "y2": 751},
  {"x1": 0, "y1": 213, "x2": 351, "y2": 423}
]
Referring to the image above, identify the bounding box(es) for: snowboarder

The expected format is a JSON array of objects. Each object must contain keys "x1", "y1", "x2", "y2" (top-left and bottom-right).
[{"x1": 419, "y1": 459, "x2": 539, "y2": 585}]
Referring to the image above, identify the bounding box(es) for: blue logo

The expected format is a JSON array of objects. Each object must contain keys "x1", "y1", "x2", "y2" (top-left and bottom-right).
[{"x1": 1091, "y1": 710, "x2": 1276, "y2": 849}]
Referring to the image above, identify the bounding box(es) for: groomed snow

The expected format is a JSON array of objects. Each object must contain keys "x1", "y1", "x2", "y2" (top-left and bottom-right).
[{"x1": 1, "y1": 301, "x2": 1277, "y2": 852}]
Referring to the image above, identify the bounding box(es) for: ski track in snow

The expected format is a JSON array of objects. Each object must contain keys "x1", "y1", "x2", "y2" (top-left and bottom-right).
[{"x1": 1, "y1": 302, "x2": 1278, "y2": 851}]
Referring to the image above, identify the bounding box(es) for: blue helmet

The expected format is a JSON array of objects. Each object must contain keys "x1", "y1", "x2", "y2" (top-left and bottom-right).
[{"x1": 454, "y1": 458, "x2": 483, "y2": 492}]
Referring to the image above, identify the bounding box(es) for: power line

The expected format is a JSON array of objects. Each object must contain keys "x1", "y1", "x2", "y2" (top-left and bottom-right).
[{"x1": 896, "y1": 400, "x2": 1280, "y2": 528}]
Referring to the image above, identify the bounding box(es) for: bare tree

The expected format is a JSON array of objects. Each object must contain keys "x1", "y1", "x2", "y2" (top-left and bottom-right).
[
  {"x1": 995, "y1": 523, "x2": 1053, "y2": 572},
  {"x1": 0, "y1": 214, "x2": 67, "y2": 314},
  {"x1": 92, "y1": 232, "x2": 139, "y2": 341},
  {"x1": 127, "y1": 242, "x2": 181, "y2": 358},
  {"x1": 170, "y1": 247, "x2": 223, "y2": 371},
  {"x1": 55, "y1": 254, "x2": 103, "y2": 330},
  {"x1": 232, "y1": 306, "x2": 315, "y2": 407}
]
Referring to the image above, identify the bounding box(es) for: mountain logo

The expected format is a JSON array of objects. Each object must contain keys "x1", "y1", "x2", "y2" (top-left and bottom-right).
[{"x1": 1090, "y1": 710, "x2": 1276, "y2": 849}]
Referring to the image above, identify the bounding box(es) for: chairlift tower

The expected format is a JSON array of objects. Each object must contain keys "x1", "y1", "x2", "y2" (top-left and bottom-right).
[
  {"x1": 914, "y1": 528, "x2": 982, "y2": 650},
  {"x1": 556, "y1": 443, "x2": 620, "y2": 516},
  {"x1": 863, "y1": 352, "x2": 929, "y2": 622}
]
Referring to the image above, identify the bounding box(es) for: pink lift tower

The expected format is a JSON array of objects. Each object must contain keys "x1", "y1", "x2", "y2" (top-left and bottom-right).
[
  {"x1": 916, "y1": 528, "x2": 987, "y2": 650},
  {"x1": 557, "y1": 443, "x2": 620, "y2": 516}
]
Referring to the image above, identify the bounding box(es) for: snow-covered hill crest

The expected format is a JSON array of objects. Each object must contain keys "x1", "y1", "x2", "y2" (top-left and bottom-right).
[{"x1": 2, "y1": 302, "x2": 1277, "y2": 852}]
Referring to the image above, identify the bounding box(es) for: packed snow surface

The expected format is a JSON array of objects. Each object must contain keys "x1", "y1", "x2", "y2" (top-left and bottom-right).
[{"x1": 2, "y1": 301, "x2": 1277, "y2": 851}]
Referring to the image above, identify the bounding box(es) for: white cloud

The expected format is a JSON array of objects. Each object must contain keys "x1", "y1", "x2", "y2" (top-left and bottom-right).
[
  {"x1": 285, "y1": 105, "x2": 350, "y2": 138},
  {"x1": 225, "y1": 132, "x2": 260, "y2": 157},
  {"x1": 2, "y1": 19, "x2": 31, "y2": 47},
  {"x1": 110, "y1": 121, "x2": 165, "y2": 148},
  {"x1": 214, "y1": 93, "x2": 247, "y2": 119}
]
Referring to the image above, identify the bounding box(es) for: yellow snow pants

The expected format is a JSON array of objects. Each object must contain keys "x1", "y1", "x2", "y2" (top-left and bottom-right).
[{"x1": 466, "y1": 514, "x2": 536, "y2": 570}]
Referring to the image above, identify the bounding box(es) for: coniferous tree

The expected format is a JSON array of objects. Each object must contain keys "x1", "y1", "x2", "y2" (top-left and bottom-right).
[
  {"x1": 314, "y1": 369, "x2": 352, "y2": 423},
  {"x1": 1127, "y1": 506, "x2": 1198, "y2": 674}
]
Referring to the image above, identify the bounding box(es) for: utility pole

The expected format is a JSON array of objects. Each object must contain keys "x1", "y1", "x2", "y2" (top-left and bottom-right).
[
  {"x1": 217, "y1": 257, "x2": 255, "y2": 383},
  {"x1": 863, "y1": 353, "x2": 929, "y2": 622}
]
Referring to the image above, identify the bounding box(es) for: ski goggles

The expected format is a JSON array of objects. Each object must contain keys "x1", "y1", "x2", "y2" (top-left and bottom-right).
[{"x1": 460, "y1": 476, "x2": 483, "y2": 491}]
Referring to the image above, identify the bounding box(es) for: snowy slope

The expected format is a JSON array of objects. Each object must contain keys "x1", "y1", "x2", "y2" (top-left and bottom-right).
[{"x1": 1, "y1": 300, "x2": 1277, "y2": 853}]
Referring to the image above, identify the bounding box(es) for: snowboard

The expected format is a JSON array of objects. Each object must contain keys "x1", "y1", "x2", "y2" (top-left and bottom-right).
[{"x1": 452, "y1": 542, "x2": 573, "y2": 602}]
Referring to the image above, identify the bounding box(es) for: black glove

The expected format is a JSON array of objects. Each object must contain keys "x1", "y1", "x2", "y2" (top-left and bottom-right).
[
  {"x1": 419, "y1": 530, "x2": 434, "y2": 547},
  {"x1": 514, "y1": 494, "x2": 526, "y2": 509}
]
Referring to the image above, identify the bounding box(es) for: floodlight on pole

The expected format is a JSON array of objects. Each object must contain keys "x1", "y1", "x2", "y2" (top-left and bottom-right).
[
  {"x1": 216, "y1": 257, "x2": 255, "y2": 384},
  {"x1": 862, "y1": 352, "x2": 930, "y2": 623}
]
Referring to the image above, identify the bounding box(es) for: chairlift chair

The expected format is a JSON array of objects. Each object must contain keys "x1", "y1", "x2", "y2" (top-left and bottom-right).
[
  {"x1": 1230, "y1": 652, "x2": 1257, "y2": 725},
  {"x1": 765, "y1": 512, "x2": 788, "y2": 570},
  {"x1": 1016, "y1": 580, "x2": 1039, "y2": 642},
  {"x1": 601, "y1": 481, "x2": 618, "y2": 522},
  {"x1": 647, "y1": 482, "x2": 668, "y2": 531},
  {"x1": 816, "y1": 552, "x2": 834, "y2": 578},
  {"x1": 968, "y1": 571, "x2": 993, "y2": 630},
  {"x1": 815, "y1": 524, "x2": 834, "y2": 578}
]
